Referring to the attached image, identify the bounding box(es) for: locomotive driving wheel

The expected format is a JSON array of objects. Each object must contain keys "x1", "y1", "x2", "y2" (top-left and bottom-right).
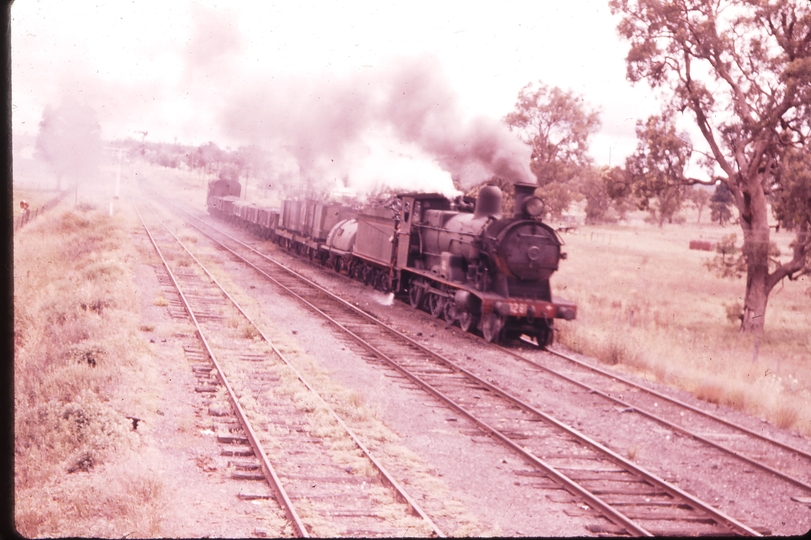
[
  {"x1": 408, "y1": 279, "x2": 425, "y2": 309},
  {"x1": 442, "y1": 301, "x2": 456, "y2": 323},
  {"x1": 428, "y1": 293, "x2": 445, "y2": 318},
  {"x1": 457, "y1": 311, "x2": 478, "y2": 333},
  {"x1": 481, "y1": 313, "x2": 506, "y2": 343}
]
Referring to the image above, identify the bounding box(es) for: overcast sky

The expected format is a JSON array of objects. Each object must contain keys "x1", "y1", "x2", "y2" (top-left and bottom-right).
[{"x1": 12, "y1": 0, "x2": 662, "y2": 170}]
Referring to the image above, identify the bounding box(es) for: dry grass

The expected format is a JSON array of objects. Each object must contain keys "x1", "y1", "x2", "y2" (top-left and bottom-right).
[
  {"x1": 14, "y1": 202, "x2": 166, "y2": 537},
  {"x1": 695, "y1": 381, "x2": 725, "y2": 404},
  {"x1": 554, "y1": 221, "x2": 811, "y2": 435},
  {"x1": 775, "y1": 403, "x2": 801, "y2": 430}
]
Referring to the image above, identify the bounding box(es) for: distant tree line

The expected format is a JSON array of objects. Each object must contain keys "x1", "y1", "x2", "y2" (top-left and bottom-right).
[{"x1": 114, "y1": 138, "x2": 275, "y2": 192}]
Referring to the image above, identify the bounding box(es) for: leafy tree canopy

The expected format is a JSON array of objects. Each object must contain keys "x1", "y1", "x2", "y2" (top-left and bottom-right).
[
  {"x1": 505, "y1": 81, "x2": 601, "y2": 218},
  {"x1": 710, "y1": 181, "x2": 735, "y2": 225},
  {"x1": 686, "y1": 186, "x2": 712, "y2": 222},
  {"x1": 625, "y1": 113, "x2": 698, "y2": 226}
]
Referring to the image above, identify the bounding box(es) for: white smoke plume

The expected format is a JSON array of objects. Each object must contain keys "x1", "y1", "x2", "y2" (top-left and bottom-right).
[
  {"x1": 34, "y1": 96, "x2": 103, "y2": 191},
  {"x1": 218, "y1": 55, "x2": 533, "y2": 196}
]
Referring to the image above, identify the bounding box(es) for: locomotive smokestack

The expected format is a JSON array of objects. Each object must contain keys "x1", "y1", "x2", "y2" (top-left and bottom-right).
[
  {"x1": 513, "y1": 183, "x2": 536, "y2": 218},
  {"x1": 473, "y1": 185, "x2": 503, "y2": 220}
]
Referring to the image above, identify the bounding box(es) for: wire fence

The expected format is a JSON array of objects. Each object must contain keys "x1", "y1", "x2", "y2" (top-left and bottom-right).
[{"x1": 13, "y1": 189, "x2": 72, "y2": 234}]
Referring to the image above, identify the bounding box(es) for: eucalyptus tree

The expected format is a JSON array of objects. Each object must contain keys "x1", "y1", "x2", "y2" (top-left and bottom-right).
[
  {"x1": 505, "y1": 82, "x2": 601, "y2": 218},
  {"x1": 625, "y1": 113, "x2": 698, "y2": 226},
  {"x1": 610, "y1": 0, "x2": 811, "y2": 331}
]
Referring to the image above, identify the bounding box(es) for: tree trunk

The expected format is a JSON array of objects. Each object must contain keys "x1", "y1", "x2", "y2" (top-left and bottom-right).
[
  {"x1": 741, "y1": 259, "x2": 769, "y2": 332},
  {"x1": 738, "y1": 181, "x2": 772, "y2": 333}
]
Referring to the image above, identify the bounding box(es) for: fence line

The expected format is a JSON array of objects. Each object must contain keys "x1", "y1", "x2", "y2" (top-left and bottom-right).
[{"x1": 13, "y1": 189, "x2": 72, "y2": 234}]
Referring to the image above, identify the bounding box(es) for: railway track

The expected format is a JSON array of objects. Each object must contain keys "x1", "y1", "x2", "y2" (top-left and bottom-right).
[
  {"x1": 157, "y1": 197, "x2": 763, "y2": 536},
  {"x1": 510, "y1": 342, "x2": 811, "y2": 493},
  {"x1": 136, "y1": 203, "x2": 442, "y2": 538}
]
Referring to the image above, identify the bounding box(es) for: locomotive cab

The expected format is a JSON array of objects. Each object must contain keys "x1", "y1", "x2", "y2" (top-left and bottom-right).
[{"x1": 207, "y1": 178, "x2": 242, "y2": 209}]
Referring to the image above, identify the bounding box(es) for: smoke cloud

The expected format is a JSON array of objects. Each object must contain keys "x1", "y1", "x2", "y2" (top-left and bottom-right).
[
  {"x1": 379, "y1": 59, "x2": 533, "y2": 185},
  {"x1": 20, "y1": 4, "x2": 534, "y2": 200},
  {"x1": 34, "y1": 96, "x2": 103, "y2": 191},
  {"x1": 219, "y1": 55, "x2": 533, "y2": 196}
]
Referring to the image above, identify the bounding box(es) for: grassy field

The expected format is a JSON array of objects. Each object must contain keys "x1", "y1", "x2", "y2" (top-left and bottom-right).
[
  {"x1": 14, "y1": 195, "x2": 167, "y2": 536},
  {"x1": 553, "y1": 221, "x2": 811, "y2": 436}
]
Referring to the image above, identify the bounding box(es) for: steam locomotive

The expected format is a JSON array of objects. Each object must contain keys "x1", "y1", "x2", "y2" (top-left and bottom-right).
[{"x1": 207, "y1": 178, "x2": 576, "y2": 345}]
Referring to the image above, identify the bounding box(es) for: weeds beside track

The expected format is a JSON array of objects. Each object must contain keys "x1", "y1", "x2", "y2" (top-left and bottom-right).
[{"x1": 14, "y1": 203, "x2": 165, "y2": 537}]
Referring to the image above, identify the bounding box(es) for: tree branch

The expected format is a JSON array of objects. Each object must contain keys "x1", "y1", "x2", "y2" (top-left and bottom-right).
[
  {"x1": 767, "y1": 221, "x2": 811, "y2": 292},
  {"x1": 682, "y1": 49, "x2": 736, "y2": 179}
]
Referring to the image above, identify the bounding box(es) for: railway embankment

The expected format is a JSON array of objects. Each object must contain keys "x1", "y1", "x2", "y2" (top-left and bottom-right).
[
  {"x1": 14, "y1": 201, "x2": 165, "y2": 536},
  {"x1": 13, "y1": 199, "x2": 287, "y2": 537}
]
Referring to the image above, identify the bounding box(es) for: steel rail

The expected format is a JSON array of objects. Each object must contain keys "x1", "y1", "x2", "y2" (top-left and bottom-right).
[
  {"x1": 165, "y1": 202, "x2": 761, "y2": 537},
  {"x1": 155, "y1": 209, "x2": 444, "y2": 537},
  {"x1": 135, "y1": 206, "x2": 310, "y2": 537},
  {"x1": 494, "y1": 341, "x2": 811, "y2": 493},
  {"x1": 542, "y1": 345, "x2": 811, "y2": 461}
]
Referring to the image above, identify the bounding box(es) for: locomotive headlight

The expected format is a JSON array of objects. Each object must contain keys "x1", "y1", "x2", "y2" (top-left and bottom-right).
[{"x1": 523, "y1": 197, "x2": 544, "y2": 218}]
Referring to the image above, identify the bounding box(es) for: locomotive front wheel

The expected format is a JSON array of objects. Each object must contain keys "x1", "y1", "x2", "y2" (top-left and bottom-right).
[
  {"x1": 409, "y1": 281, "x2": 425, "y2": 309},
  {"x1": 534, "y1": 324, "x2": 554, "y2": 348},
  {"x1": 458, "y1": 311, "x2": 478, "y2": 333},
  {"x1": 481, "y1": 313, "x2": 505, "y2": 343}
]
